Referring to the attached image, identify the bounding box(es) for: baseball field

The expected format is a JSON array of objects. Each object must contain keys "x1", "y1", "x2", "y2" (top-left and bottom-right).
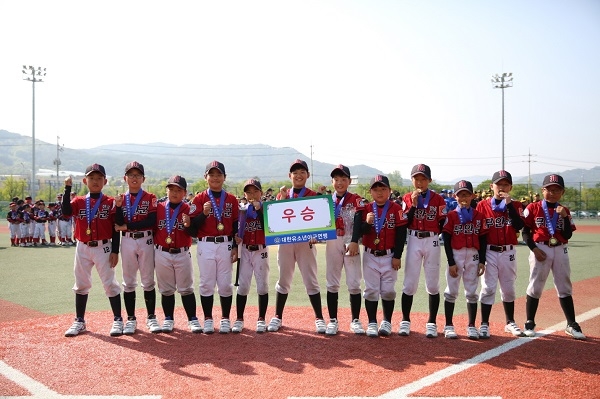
[{"x1": 0, "y1": 221, "x2": 599, "y2": 399}]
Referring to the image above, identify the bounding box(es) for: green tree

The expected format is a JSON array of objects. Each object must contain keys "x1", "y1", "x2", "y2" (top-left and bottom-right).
[{"x1": 1, "y1": 176, "x2": 27, "y2": 201}]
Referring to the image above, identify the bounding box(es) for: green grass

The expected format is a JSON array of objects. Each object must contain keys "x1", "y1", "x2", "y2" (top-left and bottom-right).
[{"x1": 1, "y1": 223, "x2": 599, "y2": 317}]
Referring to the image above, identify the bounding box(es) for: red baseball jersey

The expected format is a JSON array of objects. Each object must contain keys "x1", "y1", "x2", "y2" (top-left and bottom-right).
[
  {"x1": 68, "y1": 194, "x2": 116, "y2": 241},
  {"x1": 155, "y1": 201, "x2": 192, "y2": 248},
  {"x1": 285, "y1": 187, "x2": 318, "y2": 199},
  {"x1": 7, "y1": 210, "x2": 22, "y2": 224},
  {"x1": 443, "y1": 207, "x2": 488, "y2": 250},
  {"x1": 333, "y1": 192, "x2": 364, "y2": 233},
  {"x1": 189, "y1": 189, "x2": 239, "y2": 237},
  {"x1": 402, "y1": 190, "x2": 447, "y2": 232},
  {"x1": 120, "y1": 190, "x2": 158, "y2": 228},
  {"x1": 361, "y1": 200, "x2": 407, "y2": 250},
  {"x1": 476, "y1": 198, "x2": 524, "y2": 246},
  {"x1": 523, "y1": 201, "x2": 576, "y2": 244},
  {"x1": 240, "y1": 208, "x2": 266, "y2": 246}
]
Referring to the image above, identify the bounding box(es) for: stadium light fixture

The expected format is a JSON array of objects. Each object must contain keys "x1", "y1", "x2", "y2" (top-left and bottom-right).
[
  {"x1": 22, "y1": 65, "x2": 46, "y2": 200},
  {"x1": 492, "y1": 72, "x2": 513, "y2": 170}
]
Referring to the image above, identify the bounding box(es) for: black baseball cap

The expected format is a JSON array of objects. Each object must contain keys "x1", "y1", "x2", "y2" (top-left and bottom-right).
[
  {"x1": 205, "y1": 160, "x2": 226, "y2": 175},
  {"x1": 243, "y1": 179, "x2": 262, "y2": 191},
  {"x1": 492, "y1": 170, "x2": 512, "y2": 184},
  {"x1": 85, "y1": 163, "x2": 106, "y2": 177},
  {"x1": 289, "y1": 159, "x2": 309, "y2": 172},
  {"x1": 370, "y1": 174, "x2": 390, "y2": 189},
  {"x1": 125, "y1": 161, "x2": 145, "y2": 175},
  {"x1": 166, "y1": 175, "x2": 187, "y2": 190},
  {"x1": 454, "y1": 180, "x2": 474, "y2": 195},
  {"x1": 542, "y1": 174, "x2": 565, "y2": 189},
  {"x1": 411, "y1": 164, "x2": 432, "y2": 180},
  {"x1": 330, "y1": 164, "x2": 351, "y2": 178}
]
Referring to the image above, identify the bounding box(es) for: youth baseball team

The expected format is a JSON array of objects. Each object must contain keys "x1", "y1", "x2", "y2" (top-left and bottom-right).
[{"x1": 10, "y1": 158, "x2": 586, "y2": 341}]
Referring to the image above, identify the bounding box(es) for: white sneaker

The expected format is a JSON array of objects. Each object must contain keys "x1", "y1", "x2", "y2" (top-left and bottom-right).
[
  {"x1": 479, "y1": 324, "x2": 490, "y2": 339},
  {"x1": 366, "y1": 322, "x2": 378, "y2": 337},
  {"x1": 110, "y1": 319, "x2": 124, "y2": 337},
  {"x1": 146, "y1": 317, "x2": 162, "y2": 333},
  {"x1": 188, "y1": 318, "x2": 202, "y2": 333},
  {"x1": 162, "y1": 319, "x2": 175, "y2": 333},
  {"x1": 523, "y1": 320, "x2": 536, "y2": 337},
  {"x1": 350, "y1": 319, "x2": 365, "y2": 335},
  {"x1": 256, "y1": 320, "x2": 267, "y2": 333},
  {"x1": 565, "y1": 322, "x2": 586, "y2": 340},
  {"x1": 123, "y1": 319, "x2": 137, "y2": 335},
  {"x1": 65, "y1": 319, "x2": 86, "y2": 337},
  {"x1": 315, "y1": 318, "x2": 327, "y2": 334},
  {"x1": 467, "y1": 326, "x2": 479, "y2": 340},
  {"x1": 379, "y1": 320, "x2": 392, "y2": 336},
  {"x1": 219, "y1": 318, "x2": 231, "y2": 334},
  {"x1": 268, "y1": 317, "x2": 282, "y2": 332},
  {"x1": 232, "y1": 320, "x2": 244, "y2": 333},
  {"x1": 444, "y1": 325, "x2": 458, "y2": 339},
  {"x1": 505, "y1": 321, "x2": 525, "y2": 337},
  {"x1": 325, "y1": 319, "x2": 339, "y2": 335},
  {"x1": 203, "y1": 319, "x2": 215, "y2": 334},
  {"x1": 398, "y1": 320, "x2": 411, "y2": 336},
  {"x1": 425, "y1": 322, "x2": 438, "y2": 338}
]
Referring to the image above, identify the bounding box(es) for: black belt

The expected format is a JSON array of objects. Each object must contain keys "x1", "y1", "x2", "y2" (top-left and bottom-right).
[
  {"x1": 122, "y1": 231, "x2": 152, "y2": 239},
  {"x1": 203, "y1": 236, "x2": 233, "y2": 243},
  {"x1": 155, "y1": 245, "x2": 190, "y2": 254},
  {"x1": 367, "y1": 248, "x2": 393, "y2": 257},
  {"x1": 539, "y1": 241, "x2": 563, "y2": 247},
  {"x1": 488, "y1": 245, "x2": 514, "y2": 253},
  {"x1": 82, "y1": 239, "x2": 109, "y2": 247},
  {"x1": 245, "y1": 244, "x2": 265, "y2": 251},
  {"x1": 409, "y1": 230, "x2": 435, "y2": 238}
]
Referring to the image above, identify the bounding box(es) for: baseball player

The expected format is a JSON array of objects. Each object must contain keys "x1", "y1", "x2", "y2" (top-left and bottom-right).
[
  {"x1": 62, "y1": 164, "x2": 123, "y2": 337},
  {"x1": 442, "y1": 180, "x2": 487, "y2": 340},
  {"x1": 25, "y1": 196, "x2": 35, "y2": 245},
  {"x1": 114, "y1": 161, "x2": 160, "y2": 334},
  {"x1": 56, "y1": 194, "x2": 73, "y2": 245},
  {"x1": 325, "y1": 164, "x2": 366, "y2": 335},
  {"x1": 361, "y1": 175, "x2": 408, "y2": 337},
  {"x1": 521, "y1": 174, "x2": 585, "y2": 340},
  {"x1": 400, "y1": 164, "x2": 447, "y2": 337},
  {"x1": 7, "y1": 202, "x2": 22, "y2": 246},
  {"x1": 155, "y1": 176, "x2": 201, "y2": 333},
  {"x1": 32, "y1": 200, "x2": 49, "y2": 246},
  {"x1": 476, "y1": 170, "x2": 525, "y2": 338},
  {"x1": 267, "y1": 159, "x2": 326, "y2": 333},
  {"x1": 19, "y1": 202, "x2": 33, "y2": 246},
  {"x1": 233, "y1": 179, "x2": 270, "y2": 333},
  {"x1": 186, "y1": 161, "x2": 239, "y2": 334},
  {"x1": 47, "y1": 202, "x2": 58, "y2": 245}
]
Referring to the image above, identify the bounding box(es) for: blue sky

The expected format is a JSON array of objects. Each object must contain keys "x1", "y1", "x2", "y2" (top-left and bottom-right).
[{"x1": 1, "y1": 0, "x2": 598, "y2": 182}]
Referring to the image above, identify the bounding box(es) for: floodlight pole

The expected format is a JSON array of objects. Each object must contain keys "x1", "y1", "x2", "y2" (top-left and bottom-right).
[
  {"x1": 22, "y1": 65, "x2": 46, "y2": 200},
  {"x1": 492, "y1": 72, "x2": 513, "y2": 170}
]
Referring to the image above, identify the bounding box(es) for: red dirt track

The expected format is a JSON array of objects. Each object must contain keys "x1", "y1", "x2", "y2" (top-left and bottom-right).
[{"x1": 1, "y1": 278, "x2": 599, "y2": 399}]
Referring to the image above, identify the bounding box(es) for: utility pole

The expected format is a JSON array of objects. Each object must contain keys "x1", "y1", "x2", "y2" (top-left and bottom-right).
[
  {"x1": 492, "y1": 72, "x2": 513, "y2": 170},
  {"x1": 22, "y1": 65, "x2": 46, "y2": 200},
  {"x1": 310, "y1": 144, "x2": 314, "y2": 189},
  {"x1": 54, "y1": 136, "x2": 64, "y2": 188}
]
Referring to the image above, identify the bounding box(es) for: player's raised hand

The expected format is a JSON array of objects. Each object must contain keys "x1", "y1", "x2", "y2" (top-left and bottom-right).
[
  {"x1": 411, "y1": 189, "x2": 421, "y2": 204},
  {"x1": 182, "y1": 213, "x2": 191, "y2": 227},
  {"x1": 115, "y1": 193, "x2": 124, "y2": 207},
  {"x1": 499, "y1": 191, "x2": 511, "y2": 204},
  {"x1": 64, "y1": 175, "x2": 72, "y2": 187},
  {"x1": 366, "y1": 212, "x2": 375, "y2": 225},
  {"x1": 203, "y1": 201, "x2": 212, "y2": 216},
  {"x1": 556, "y1": 205, "x2": 567, "y2": 217}
]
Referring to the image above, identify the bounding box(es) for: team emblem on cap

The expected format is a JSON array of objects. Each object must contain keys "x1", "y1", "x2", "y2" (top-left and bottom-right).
[
  {"x1": 458, "y1": 180, "x2": 468, "y2": 188},
  {"x1": 499, "y1": 170, "x2": 508, "y2": 177},
  {"x1": 549, "y1": 175, "x2": 559, "y2": 183}
]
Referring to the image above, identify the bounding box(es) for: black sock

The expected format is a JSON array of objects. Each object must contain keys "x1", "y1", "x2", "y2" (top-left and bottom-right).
[
  {"x1": 502, "y1": 301, "x2": 515, "y2": 323},
  {"x1": 75, "y1": 293, "x2": 88, "y2": 320},
  {"x1": 381, "y1": 299, "x2": 395, "y2": 322},
  {"x1": 428, "y1": 293, "x2": 440, "y2": 323},
  {"x1": 364, "y1": 299, "x2": 378, "y2": 323},
  {"x1": 525, "y1": 295, "x2": 539, "y2": 322},
  {"x1": 144, "y1": 289, "x2": 156, "y2": 317},
  {"x1": 108, "y1": 294, "x2": 122, "y2": 320},
  {"x1": 467, "y1": 302, "x2": 478, "y2": 326},
  {"x1": 162, "y1": 294, "x2": 176, "y2": 319},
  {"x1": 123, "y1": 291, "x2": 136, "y2": 319},
  {"x1": 236, "y1": 294, "x2": 248, "y2": 319},
  {"x1": 350, "y1": 293, "x2": 362, "y2": 320},
  {"x1": 258, "y1": 293, "x2": 268, "y2": 319},
  {"x1": 274, "y1": 292, "x2": 288, "y2": 319},
  {"x1": 181, "y1": 293, "x2": 197, "y2": 320},
  {"x1": 220, "y1": 295, "x2": 233, "y2": 319},
  {"x1": 309, "y1": 293, "x2": 324, "y2": 319},
  {"x1": 327, "y1": 291, "x2": 338, "y2": 319},
  {"x1": 401, "y1": 293, "x2": 413, "y2": 321},
  {"x1": 444, "y1": 300, "x2": 455, "y2": 326},
  {"x1": 200, "y1": 295, "x2": 214, "y2": 319},
  {"x1": 559, "y1": 296, "x2": 576, "y2": 325},
  {"x1": 481, "y1": 303, "x2": 493, "y2": 324}
]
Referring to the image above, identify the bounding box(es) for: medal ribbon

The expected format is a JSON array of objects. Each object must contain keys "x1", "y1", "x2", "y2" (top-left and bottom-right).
[
  {"x1": 541, "y1": 200, "x2": 559, "y2": 237},
  {"x1": 207, "y1": 189, "x2": 227, "y2": 226},
  {"x1": 417, "y1": 189, "x2": 431, "y2": 209},
  {"x1": 457, "y1": 206, "x2": 473, "y2": 224},
  {"x1": 165, "y1": 202, "x2": 182, "y2": 237},
  {"x1": 246, "y1": 202, "x2": 259, "y2": 219},
  {"x1": 85, "y1": 193, "x2": 103, "y2": 228},
  {"x1": 372, "y1": 200, "x2": 390, "y2": 238},
  {"x1": 333, "y1": 192, "x2": 347, "y2": 219},
  {"x1": 491, "y1": 197, "x2": 506, "y2": 212},
  {"x1": 125, "y1": 190, "x2": 144, "y2": 223},
  {"x1": 288, "y1": 187, "x2": 307, "y2": 198}
]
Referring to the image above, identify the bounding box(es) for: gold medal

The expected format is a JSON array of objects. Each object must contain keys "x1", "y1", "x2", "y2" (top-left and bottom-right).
[
  {"x1": 166, "y1": 236, "x2": 172, "y2": 244},
  {"x1": 549, "y1": 237, "x2": 558, "y2": 246},
  {"x1": 217, "y1": 223, "x2": 224, "y2": 231},
  {"x1": 374, "y1": 237, "x2": 380, "y2": 245},
  {"x1": 86, "y1": 227, "x2": 91, "y2": 235}
]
